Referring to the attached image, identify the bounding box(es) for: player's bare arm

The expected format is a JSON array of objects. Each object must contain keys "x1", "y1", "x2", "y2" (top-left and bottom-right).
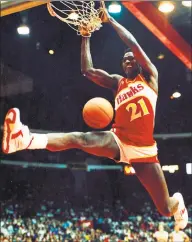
[
  {"x1": 102, "y1": 7, "x2": 158, "y2": 91},
  {"x1": 81, "y1": 37, "x2": 122, "y2": 91}
]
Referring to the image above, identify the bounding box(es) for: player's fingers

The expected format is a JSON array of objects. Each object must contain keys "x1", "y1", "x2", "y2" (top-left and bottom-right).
[
  {"x1": 99, "y1": 1, "x2": 110, "y2": 23},
  {"x1": 100, "y1": 1, "x2": 106, "y2": 9}
]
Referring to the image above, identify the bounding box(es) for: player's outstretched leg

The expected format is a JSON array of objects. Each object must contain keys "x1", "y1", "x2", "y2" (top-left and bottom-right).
[
  {"x1": 3, "y1": 108, "x2": 187, "y2": 229},
  {"x1": 132, "y1": 163, "x2": 188, "y2": 229},
  {"x1": 2, "y1": 108, "x2": 120, "y2": 160}
]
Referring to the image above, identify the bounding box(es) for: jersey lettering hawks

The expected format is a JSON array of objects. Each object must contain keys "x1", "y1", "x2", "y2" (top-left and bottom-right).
[{"x1": 112, "y1": 74, "x2": 157, "y2": 146}]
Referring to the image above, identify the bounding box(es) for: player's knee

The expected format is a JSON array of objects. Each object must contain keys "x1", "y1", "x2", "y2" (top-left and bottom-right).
[
  {"x1": 73, "y1": 132, "x2": 91, "y2": 148},
  {"x1": 73, "y1": 132, "x2": 103, "y2": 149},
  {"x1": 68, "y1": 132, "x2": 89, "y2": 149},
  {"x1": 64, "y1": 132, "x2": 85, "y2": 148}
]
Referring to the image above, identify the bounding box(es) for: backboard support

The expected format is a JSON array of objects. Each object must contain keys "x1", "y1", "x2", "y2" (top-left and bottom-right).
[{"x1": 122, "y1": 1, "x2": 192, "y2": 70}]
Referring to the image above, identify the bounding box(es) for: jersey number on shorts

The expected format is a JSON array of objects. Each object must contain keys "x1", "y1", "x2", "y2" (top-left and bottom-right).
[{"x1": 126, "y1": 98, "x2": 149, "y2": 122}]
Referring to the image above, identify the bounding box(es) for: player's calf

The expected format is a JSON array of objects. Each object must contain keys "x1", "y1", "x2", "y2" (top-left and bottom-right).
[
  {"x1": 46, "y1": 132, "x2": 85, "y2": 151},
  {"x1": 47, "y1": 131, "x2": 120, "y2": 159}
]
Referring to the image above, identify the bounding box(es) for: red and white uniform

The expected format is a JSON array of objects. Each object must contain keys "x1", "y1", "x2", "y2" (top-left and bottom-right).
[{"x1": 111, "y1": 74, "x2": 159, "y2": 164}]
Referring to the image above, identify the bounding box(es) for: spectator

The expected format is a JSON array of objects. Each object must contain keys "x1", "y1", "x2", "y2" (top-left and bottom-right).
[
  {"x1": 153, "y1": 222, "x2": 169, "y2": 242},
  {"x1": 169, "y1": 224, "x2": 190, "y2": 242}
]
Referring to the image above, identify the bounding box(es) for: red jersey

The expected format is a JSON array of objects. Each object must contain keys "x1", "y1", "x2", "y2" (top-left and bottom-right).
[{"x1": 112, "y1": 74, "x2": 157, "y2": 146}]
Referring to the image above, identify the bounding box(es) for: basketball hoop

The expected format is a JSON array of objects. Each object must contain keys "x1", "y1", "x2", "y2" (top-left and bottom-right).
[{"x1": 47, "y1": 1, "x2": 104, "y2": 37}]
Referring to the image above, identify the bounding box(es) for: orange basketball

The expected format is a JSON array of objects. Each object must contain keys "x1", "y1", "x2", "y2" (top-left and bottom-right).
[{"x1": 83, "y1": 97, "x2": 114, "y2": 129}]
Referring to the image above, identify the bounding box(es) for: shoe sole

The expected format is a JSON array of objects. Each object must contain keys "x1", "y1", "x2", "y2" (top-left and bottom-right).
[{"x1": 2, "y1": 108, "x2": 20, "y2": 154}]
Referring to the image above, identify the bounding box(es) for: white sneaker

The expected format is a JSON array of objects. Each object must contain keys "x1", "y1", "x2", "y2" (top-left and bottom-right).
[
  {"x1": 2, "y1": 108, "x2": 33, "y2": 154},
  {"x1": 173, "y1": 192, "x2": 188, "y2": 229}
]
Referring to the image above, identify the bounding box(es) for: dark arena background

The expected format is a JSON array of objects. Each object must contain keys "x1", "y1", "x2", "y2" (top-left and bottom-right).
[{"x1": 0, "y1": 1, "x2": 191, "y2": 241}]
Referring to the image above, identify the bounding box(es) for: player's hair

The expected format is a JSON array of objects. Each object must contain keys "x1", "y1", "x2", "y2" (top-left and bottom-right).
[{"x1": 124, "y1": 47, "x2": 132, "y2": 55}]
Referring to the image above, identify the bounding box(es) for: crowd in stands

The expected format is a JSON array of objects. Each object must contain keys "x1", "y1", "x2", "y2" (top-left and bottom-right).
[
  {"x1": 1, "y1": 197, "x2": 191, "y2": 241},
  {"x1": 0, "y1": 161, "x2": 191, "y2": 242}
]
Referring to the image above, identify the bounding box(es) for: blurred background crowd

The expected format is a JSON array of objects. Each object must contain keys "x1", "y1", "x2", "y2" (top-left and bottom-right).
[{"x1": 0, "y1": 166, "x2": 191, "y2": 242}]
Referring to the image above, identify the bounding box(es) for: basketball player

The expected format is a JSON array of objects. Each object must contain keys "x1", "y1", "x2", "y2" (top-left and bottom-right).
[
  {"x1": 169, "y1": 224, "x2": 190, "y2": 242},
  {"x1": 2, "y1": 5, "x2": 188, "y2": 230},
  {"x1": 153, "y1": 223, "x2": 169, "y2": 242}
]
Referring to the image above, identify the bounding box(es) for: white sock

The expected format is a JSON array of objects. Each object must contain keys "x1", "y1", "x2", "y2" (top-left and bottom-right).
[{"x1": 27, "y1": 133, "x2": 48, "y2": 149}]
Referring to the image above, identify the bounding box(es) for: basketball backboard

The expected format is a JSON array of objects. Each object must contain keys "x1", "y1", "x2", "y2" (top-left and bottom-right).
[{"x1": 0, "y1": 0, "x2": 46, "y2": 17}]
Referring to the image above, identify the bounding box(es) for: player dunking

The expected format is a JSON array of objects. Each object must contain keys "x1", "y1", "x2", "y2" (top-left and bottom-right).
[{"x1": 2, "y1": 6, "x2": 188, "y2": 229}]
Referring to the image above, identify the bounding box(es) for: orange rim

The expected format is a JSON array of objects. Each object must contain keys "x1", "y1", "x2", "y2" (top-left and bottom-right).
[{"x1": 47, "y1": 3, "x2": 56, "y2": 17}]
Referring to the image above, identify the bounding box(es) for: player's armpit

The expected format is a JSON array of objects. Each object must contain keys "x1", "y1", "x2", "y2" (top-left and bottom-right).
[{"x1": 83, "y1": 68, "x2": 121, "y2": 91}]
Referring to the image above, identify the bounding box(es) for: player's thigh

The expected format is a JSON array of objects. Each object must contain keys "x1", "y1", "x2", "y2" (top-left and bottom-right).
[
  {"x1": 78, "y1": 131, "x2": 120, "y2": 160},
  {"x1": 132, "y1": 163, "x2": 171, "y2": 215}
]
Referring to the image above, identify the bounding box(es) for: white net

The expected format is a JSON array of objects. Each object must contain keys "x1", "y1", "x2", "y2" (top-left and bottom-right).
[{"x1": 47, "y1": 1, "x2": 104, "y2": 36}]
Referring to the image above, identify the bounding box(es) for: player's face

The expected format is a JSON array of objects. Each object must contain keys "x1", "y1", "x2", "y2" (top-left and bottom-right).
[{"x1": 122, "y1": 52, "x2": 139, "y2": 77}]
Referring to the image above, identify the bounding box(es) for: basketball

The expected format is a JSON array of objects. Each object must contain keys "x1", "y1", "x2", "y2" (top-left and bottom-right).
[{"x1": 83, "y1": 97, "x2": 114, "y2": 129}]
